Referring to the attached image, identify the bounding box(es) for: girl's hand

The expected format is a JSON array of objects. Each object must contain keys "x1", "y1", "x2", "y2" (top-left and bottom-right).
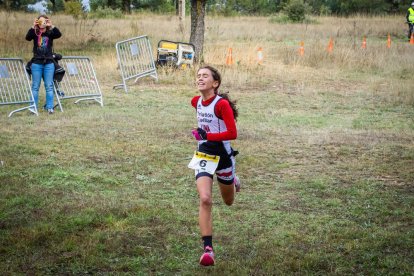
[
  {"x1": 33, "y1": 18, "x2": 38, "y2": 28},
  {"x1": 46, "y1": 19, "x2": 52, "y2": 27},
  {"x1": 192, "y1": 128, "x2": 208, "y2": 141}
]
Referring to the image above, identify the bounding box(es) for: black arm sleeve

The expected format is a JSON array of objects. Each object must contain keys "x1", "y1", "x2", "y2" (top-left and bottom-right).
[
  {"x1": 25, "y1": 28, "x2": 35, "y2": 41},
  {"x1": 51, "y1": 27, "x2": 62, "y2": 39}
]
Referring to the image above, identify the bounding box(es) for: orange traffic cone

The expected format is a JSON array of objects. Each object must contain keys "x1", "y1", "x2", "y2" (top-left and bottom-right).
[
  {"x1": 361, "y1": 36, "x2": 367, "y2": 49},
  {"x1": 410, "y1": 33, "x2": 414, "y2": 45},
  {"x1": 326, "y1": 37, "x2": 334, "y2": 53},
  {"x1": 387, "y1": 34, "x2": 391, "y2": 48},
  {"x1": 298, "y1": 41, "x2": 305, "y2": 56},
  {"x1": 226, "y1": 48, "x2": 233, "y2": 65},
  {"x1": 257, "y1": 47, "x2": 264, "y2": 64}
]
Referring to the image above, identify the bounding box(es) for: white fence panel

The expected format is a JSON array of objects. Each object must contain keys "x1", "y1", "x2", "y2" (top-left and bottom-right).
[
  {"x1": 0, "y1": 58, "x2": 38, "y2": 117},
  {"x1": 54, "y1": 56, "x2": 103, "y2": 112},
  {"x1": 114, "y1": 35, "x2": 158, "y2": 93}
]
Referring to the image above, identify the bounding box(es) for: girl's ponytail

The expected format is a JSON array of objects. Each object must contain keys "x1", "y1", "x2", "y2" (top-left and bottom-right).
[{"x1": 217, "y1": 92, "x2": 238, "y2": 121}]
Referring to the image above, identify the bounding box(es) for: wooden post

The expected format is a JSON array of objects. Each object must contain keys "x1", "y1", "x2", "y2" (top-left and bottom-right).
[
  {"x1": 179, "y1": 0, "x2": 185, "y2": 22},
  {"x1": 179, "y1": 0, "x2": 185, "y2": 35}
]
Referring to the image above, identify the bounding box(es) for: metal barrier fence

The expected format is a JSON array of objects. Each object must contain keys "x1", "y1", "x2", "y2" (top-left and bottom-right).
[
  {"x1": 114, "y1": 35, "x2": 158, "y2": 93},
  {"x1": 0, "y1": 58, "x2": 38, "y2": 117},
  {"x1": 54, "y1": 56, "x2": 103, "y2": 112}
]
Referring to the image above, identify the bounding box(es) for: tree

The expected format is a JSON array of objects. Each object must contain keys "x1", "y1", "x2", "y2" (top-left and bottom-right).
[
  {"x1": 48, "y1": 0, "x2": 65, "y2": 12},
  {"x1": 1, "y1": 0, "x2": 33, "y2": 10},
  {"x1": 190, "y1": 0, "x2": 207, "y2": 63}
]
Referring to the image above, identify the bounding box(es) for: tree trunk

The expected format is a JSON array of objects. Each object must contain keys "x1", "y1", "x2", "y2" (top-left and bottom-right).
[
  {"x1": 176, "y1": 0, "x2": 179, "y2": 15},
  {"x1": 50, "y1": 0, "x2": 56, "y2": 12},
  {"x1": 122, "y1": 0, "x2": 131, "y2": 13},
  {"x1": 190, "y1": 0, "x2": 207, "y2": 63},
  {"x1": 107, "y1": 0, "x2": 117, "y2": 10}
]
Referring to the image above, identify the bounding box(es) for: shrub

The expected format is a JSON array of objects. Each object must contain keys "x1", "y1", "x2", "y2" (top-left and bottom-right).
[
  {"x1": 154, "y1": 0, "x2": 174, "y2": 13},
  {"x1": 270, "y1": 0, "x2": 316, "y2": 24},
  {"x1": 88, "y1": 7, "x2": 124, "y2": 19},
  {"x1": 64, "y1": 0, "x2": 84, "y2": 19},
  {"x1": 319, "y1": 5, "x2": 331, "y2": 16},
  {"x1": 269, "y1": 13, "x2": 291, "y2": 24},
  {"x1": 282, "y1": 0, "x2": 307, "y2": 23}
]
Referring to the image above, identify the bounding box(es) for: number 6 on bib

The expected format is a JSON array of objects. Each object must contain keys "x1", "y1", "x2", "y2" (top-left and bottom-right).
[{"x1": 188, "y1": 151, "x2": 220, "y2": 175}]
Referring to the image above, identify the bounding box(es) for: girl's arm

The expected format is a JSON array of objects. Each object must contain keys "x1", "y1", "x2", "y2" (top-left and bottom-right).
[
  {"x1": 207, "y1": 99, "x2": 237, "y2": 141},
  {"x1": 191, "y1": 96, "x2": 200, "y2": 108}
]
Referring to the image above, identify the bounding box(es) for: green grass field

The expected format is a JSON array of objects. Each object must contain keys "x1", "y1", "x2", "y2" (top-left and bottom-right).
[{"x1": 1, "y1": 13, "x2": 414, "y2": 274}]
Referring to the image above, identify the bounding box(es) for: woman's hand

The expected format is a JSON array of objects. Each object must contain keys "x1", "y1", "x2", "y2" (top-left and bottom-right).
[{"x1": 33, "y1": 18, "x2": 38, "y2": 28}]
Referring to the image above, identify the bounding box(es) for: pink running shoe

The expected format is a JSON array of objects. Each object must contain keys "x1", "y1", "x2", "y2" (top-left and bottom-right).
[
  {"x1": 199, "y1": 246, "x2": 215, "y2": 266},
  {"x1": 234, "y1": 175, "x2": 241, "y2": 192}
]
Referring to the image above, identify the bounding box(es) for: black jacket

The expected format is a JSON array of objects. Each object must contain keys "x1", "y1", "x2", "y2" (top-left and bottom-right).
[{"x1": 25, "y1": 27, "x2": 62, "y2": 64}]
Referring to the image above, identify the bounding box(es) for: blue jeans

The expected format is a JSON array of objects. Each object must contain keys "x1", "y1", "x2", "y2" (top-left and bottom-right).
[{"x1": 31, "y1": 62, "x2": 55, "y2": 110}]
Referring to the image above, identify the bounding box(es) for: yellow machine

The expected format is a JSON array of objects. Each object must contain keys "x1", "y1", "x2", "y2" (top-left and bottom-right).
[{"x1": 156, "y1": 40, "x2": 195, "y2": 68}]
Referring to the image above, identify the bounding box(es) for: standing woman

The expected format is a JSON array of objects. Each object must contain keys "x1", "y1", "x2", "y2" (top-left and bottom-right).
[
  {"x1": 189, "y1": 65, "x2": 240, "y2": 266},
  {"x1": 26, "y1": 15, "x2": 62, "y2": 114}
]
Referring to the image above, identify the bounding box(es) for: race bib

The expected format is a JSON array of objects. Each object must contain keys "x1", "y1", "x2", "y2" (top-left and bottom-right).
[{"x1": 188, "y1": 151, "x2": 220, "y2": 175}]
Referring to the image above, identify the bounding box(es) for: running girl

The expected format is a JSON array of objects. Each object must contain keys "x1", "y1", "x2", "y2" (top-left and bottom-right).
[{"x1": 188, "y1": 65, "x2": 240, "y2": 266}]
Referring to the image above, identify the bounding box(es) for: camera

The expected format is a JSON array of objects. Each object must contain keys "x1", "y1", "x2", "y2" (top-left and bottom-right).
[{"x1": 35, "y1": 17, "x2": 48, "y2": 29}]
